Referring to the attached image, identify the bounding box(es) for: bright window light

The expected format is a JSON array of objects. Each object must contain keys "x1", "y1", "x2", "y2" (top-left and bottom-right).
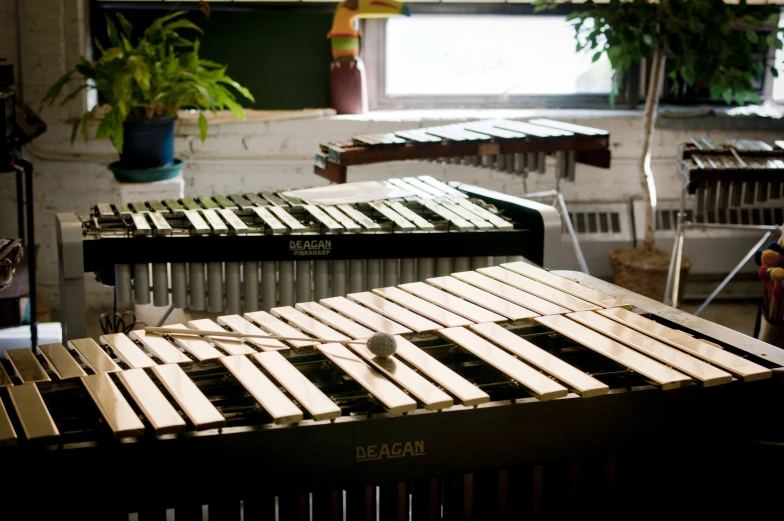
[{"x1": 385, "y1": 15, "x2": 613, "y2": 97}]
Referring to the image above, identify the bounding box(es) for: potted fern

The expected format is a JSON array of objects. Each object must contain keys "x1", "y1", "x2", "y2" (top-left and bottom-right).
[
  {"x1": 41, "y1": 11, "x2": 254, "y2": 182},
  {"x1": 537, "y1": 0, "x2": 782, "y2": 300}
]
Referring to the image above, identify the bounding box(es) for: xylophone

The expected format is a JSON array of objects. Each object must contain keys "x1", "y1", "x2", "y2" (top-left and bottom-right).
[
  {"x1": 665, "y1": 138, "x2": 784, "y2": 311},
  {"x1": 2, "y1": 263, "x2": 782, "y2": 520},
  {"x1": 57, "y1": 176, "x2": 560, "y2": 341},
  {"x1": 314, "y1": 118, "x2": 612, "y2": 184}
]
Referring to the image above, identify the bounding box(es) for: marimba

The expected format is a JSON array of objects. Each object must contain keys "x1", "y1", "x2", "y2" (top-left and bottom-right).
[
  {"x1": 57, "y1": 176, "x2": 560, "y2": 341},
  {"x1": 314, "y1": 118, "x2": 612, "y2": 184},
  {"x1": 2, "y1": 263, "x2": 782, "y2": 520},
  {"x1": 665, "y1": 138, "x2": 784, "y2": 311}
]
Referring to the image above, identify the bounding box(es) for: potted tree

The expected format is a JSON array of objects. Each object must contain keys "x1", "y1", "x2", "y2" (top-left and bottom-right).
[
  {"x1": 41, "y1": 11, "x2": 254, "y2": 182},
  {"x1": 537, "y1": 0, "x2": 782, "y2": 300}
]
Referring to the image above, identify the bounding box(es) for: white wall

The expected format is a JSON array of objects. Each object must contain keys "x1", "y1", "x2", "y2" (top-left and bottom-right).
[{"x1": 1, "y1": 0, "x2": 782, "y2": 314}]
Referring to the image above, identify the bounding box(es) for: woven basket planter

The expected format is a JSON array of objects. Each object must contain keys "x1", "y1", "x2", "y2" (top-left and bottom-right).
[{"x1": 610, "y1": 247, "x2": 692, "y2": 303}]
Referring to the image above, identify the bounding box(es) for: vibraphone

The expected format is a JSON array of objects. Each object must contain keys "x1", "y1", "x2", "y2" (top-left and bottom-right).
[
  {"x1": 314, "y1": 118, "x2": 612, "y2": 274},
  {"x1": 57, "y1": 177, "x2": 560, "y2": 341},
  {"x1": 3, "y1": 263, "x2": 782, "y2": 520},
  {"x1": 665, "y1": 138, "x2": 784, "y2": 311}
]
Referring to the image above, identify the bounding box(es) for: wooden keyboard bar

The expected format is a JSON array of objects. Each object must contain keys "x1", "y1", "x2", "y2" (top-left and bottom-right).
[
  {"x1": 0, "y1": 399, "x2": 16, "y2": 443},
  {"x1": 452, "y1": 271, "x2": 570, "y2": 315},
  {"x1": 427, "y1": 276, "x2": 538, "y2": 321},
  {"x1": 321, "y1": 297, "x2": 412, "y2": 336},
  {"x1": 348, "y1": 342, "x2": 454, "y2": 411},
  {"x1": 296, "y1": 301, "x2": 375, "y2": 339},
  {"x1": 254, "y1": 352, "x2": 341, "y2": 421},
  {"x1": 38, "y1": 343, "x2": 86, "y2": 380},
  {"x1": 130, "y1": 329, "x2": 192, "y2": 365},
  {"x1": 245, "y1": 311, "x2": 318, "y2": 350},
  {"x1": 394, "y1": 336, "x2": 490, "y2": 406},
  {"x1": 5, "y1": 349, "x2": 50, "y2": 383},
  {"x1": 81, "y1": 373, "x2": 145, "y2": 438},
  {"x1": 221, "y1": 355, "x2": 304, "y2": 425},
  {"x1": 399, "y1": 282, "x2": 506, "y2": 324},
  {"x1": 439, "y1": 327, "x2": 569, "y2": 401},
  {"x1": 7, "y1": 383, "x2": 59, "y2": 440},
  {"x1": 535, "y1": 315, "x2": 692, "y2": 390},
  {"x1": 68, "y1": 338, "x2": 121, "y2": 373},
  {"x1": 152, "y1": 364, "x2": 225, "y2": 430},
  {"x1": 218, "y1": 314, "x2": 290, "y2": 352},
  {"x1": 117, "y1": 368, "x2": 187, "y2": 435},
  {"x1": 501, "y1": 262, "x2": 629, "y2": 308},
  {"x1": 167, "y1": 323, "x2": 223, "y2": 362},
  {"x1": 370, "y1": 287, "x2": 472, "y2": 328},
  {"x1": 569, "y1": 311, "x2": 733, "y2": 387},
  {"x1": 100, "y1": 333, "x2": 157, "y2": 369},
  {"x1": 598, "y1": 307, "x2": 772, "y2": 382},
  {"x1": 479, "y1": 267, "x2": 600, "y2": 312},
  {"x1": 348, "y1": 292, "x2": 441, "y2": 333},
  {"x1": 470, "y1": 322, "x2": 608, "y2": 398},
  {"x1": 272, "y1": 306, "x2": 351, "y2": 342},
  {"x1": 188, "y1": 319, "x2": 257, "y2": 356},
  {"x1": 318, "y1": 343, "x2": 417, "y2": 414}
]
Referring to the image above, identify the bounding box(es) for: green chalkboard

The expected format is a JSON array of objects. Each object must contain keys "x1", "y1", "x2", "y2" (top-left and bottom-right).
[{"x1": 92, "y1": 5, "x2": 334, "y2": 110}]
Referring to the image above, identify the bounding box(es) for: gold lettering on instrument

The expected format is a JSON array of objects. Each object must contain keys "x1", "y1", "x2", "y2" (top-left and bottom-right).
[
  {"x1": 478, "y1": 143, "x2": 500, "y2": 155},
  {"x1": 356, "y1": 441, "x2": 426, "y2": 462},
  {"x1": 6, "y1": 348, "x2": 50, "y2": 383}
]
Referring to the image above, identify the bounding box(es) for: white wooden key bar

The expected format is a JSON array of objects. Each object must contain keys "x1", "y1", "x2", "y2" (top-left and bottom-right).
[
  {"x1": 348, "y1": 292, "x2": 442, "y2": 333},
  {"x1": 296, "y1": 301, "x2": 375, "y2": 339},
  {"x1": 321, "y1": 297, "x2": 412, "y2": 336},
  {"x1": 188, "y1": 319, "x2": 256, "y2": 356},
  {"x1": 452, "y1": 271, "x2": 571, "y2": 315},
  {"x1": 130, "y1": 329, "x2": 192, "y2": 365},
  {"x1": 426, "y1": 276, "x2": 538, "y2": 321},
  {"x1": 167, "y1": 323, "x2": 223, "y2": 362},
  {"x1": 218, "y1": 314, "x2": 290, "y2": 351},
  {"x1": 371, "y1": 287, "x2": 473, "y2": 328},
  {"x1": 479, "y1": 267, "x2": 600, "y2": 312},
  {"x1": 100, "y1": 333, "x2": 157, "y2": 369},
  {"x1": 399, "y1": 282, "x2": 506, "y2": 324}
]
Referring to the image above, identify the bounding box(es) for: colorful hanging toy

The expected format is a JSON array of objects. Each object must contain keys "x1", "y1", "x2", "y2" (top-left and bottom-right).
[{"x1": 327, "y1": 0, "x2": 410, "y2": 114}]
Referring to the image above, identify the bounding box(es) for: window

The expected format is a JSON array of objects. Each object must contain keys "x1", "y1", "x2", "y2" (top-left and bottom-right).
[{"x1": 364, "y1": 10, "x2": 630, "y2": 110}]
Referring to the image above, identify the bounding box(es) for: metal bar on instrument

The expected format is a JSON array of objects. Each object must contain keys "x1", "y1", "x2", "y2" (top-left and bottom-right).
[
  {"x1": 373, "y1": 286, "x2": 474, "y2": 327},
  {"x1": 134, "y1": 263, "x2": 151, "y2": 305},
  {"x1": 297, "y1": 260, "x2": 312, "y2": 302},
  {"x1": 321, "y1": 296, "x2": 412, "y2": 336},
  {"x1": 272, "y1": 306, "x2": 351, "y2": 342},
  {"x1": 452, "y1": 271, "x2": 571, "y2": 315},
  {"x1": 244, "y1": 261, "x2": 259, "y2": 312},
  {"x1": 221, "y1": 355, "x2": 304, "y2": 425},
  {"x1": 322, "y1": 205, "x2": 361, "y2": 232},
  {"x1": 527, "y1": 118, "x2": 608, "y2": 136},
  {"x1": 350, "y1": 291, "x2": 444, "y2": 332},
  {"x1": 152, "y1": 263, "x2": 169, "y2": 307},
  {"x1": 318, "y1": 343, "x2": 417, "y2": 414},
  {"x1": 117, "y1": 368, "x2": 186, "y2": 435},
  {"x1": 208, "y1": 262, "x2": 224, "y2": 313},
  {"x1": 419, "y1": 199, "x2": 474, "y2": 231},
  {"x1": 167, "y1": 322, "x2": 224, "y2": 361},
  {"x1": 279, "y1": 261, "x2": 295, "y2": 306},
  {"x1": 37, "y1": 343, "x2": 86, "y2": 380},
  {"x1": 501, "y1": 262, "x2": 628, "y2": 308},
  {"x1": 370, "y1": 201, "x2": 415, "y2": 230},
  {"x1": 148, "y1": 212, "x2": 172, "y2": 235},
  {"x1": 393, "y1": 335, "x2": 489, "y2": 406},
  {"x1": 6, "y1": 348, "x2": 50, "y2": 383},
  {"x1": 304, "y1": 205, "x2": 344, "y2": 232},
  {"x1": 216, "y1": 208, "x2": 248, "y2": 235},
  {"x1": 426, "y1": 276, "x2": 538, "y2": 321},
  {"x1": 68, "y1": 338, "x2": 121, "y2": 373},
  {"x1": 348, "y1": 342, "x2": 454, "y2": 411},
  {"x1": 81, "y1": 373, "x2": 145, "y2": 438},
  {"x1": 225, "y1": 262, "x2": 242, "y2": 314},
  {"x1": 254, "y1": 351, "x2": 341, "y2": 421},
  {"x1": 295, "y1": 301, "x2": 375, "y2": 339},
  {"x1": 386, "y1": 201, "x2": 434, "y2": 230},
  {"x1": 245, "y1": 310, "x2": 318, "y2": 350},
  {"x1": 183, "y1": 209, "x2": 210, "y2": 234},
  {"x1": 451, "y1": 198, "x2": 513, "y2": 230},
  {"x1": 440, "y1": 327, "x2": 569, "y2": 401},
  {"x1": 535, "y1": 315, "x2": 692, "y2": 390},
  {"x1": 152, "y1": 364, "x2": 225, "y2": 430},
  {"x1": 399, "y1": 282, "x2": 506, "y2": 323},
  {"x1": 101, "y1": 333, "x2": 157, "y2": 369},
  {"x1": 253, "y1": 207, "x2": 287, "y2": 233},
  {"x1": 218, "y1": 314, "x2": 290, "y2": 352},
  {"x1": 131, "y1": 213, "x2": 151, "y2": 236},
  {"x1": 189, "y1": 262, "x2": 206, "y2": 310},
  {"x1": 597, "y1": 307, "x2": 772, "y2": 382},
  {"x1": 479, "y1": 267, "x2": 599, "y2": 312},
  {"x1": 386, "y1": 177, "x2": 435, "y2": 199},
  {"x1": 567, "y1": 311, "x2": 732, "y2": 387},
  {"x1": 214, "y1": 194, "x2": 238, "y2": 210},
  {"x1": 337, "y1": 204, "x2": 380, "y2": 230},
  {"x1": 7, "y1": 383, "x2": 59, "y2": 440},
  {"x1": 269, "y1": 206, "x2": 305, "y2": 231},
  {"x1": 418, "y1": 176, "x2": 468, "y2": 198},
  {"x1": 198, "y1": 196, "x2": 219, "y2": 209},
  {"x1": 471, "y1": 322, "x2": 608, "y2": 397},
  {"x1": 440, "y1": 201, "x2": 493, "y2": 230},
  {"x1": 0, "y1": 398, "x2": 16, "y2": 442},
  {"x1": 403, "y1": 176, "x2": 449, "y2": 198},
  {"x1": 201, "y1": 209, "x2": 229, "y2": 234},
  {"x1": 130, "y1": 329, "x2": 192, "y2": 364},
  {"x1": 188, "y1": 319, "x2": 256, "y2": 355}
]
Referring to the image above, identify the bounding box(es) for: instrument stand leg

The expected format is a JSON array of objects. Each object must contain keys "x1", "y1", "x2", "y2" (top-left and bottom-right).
[
  {"x1": 664, "y1": 184, "x2": 688, "y2": 306},
  {"x1": 693, "y1": 231, "x2": 774, "y2": 317}
]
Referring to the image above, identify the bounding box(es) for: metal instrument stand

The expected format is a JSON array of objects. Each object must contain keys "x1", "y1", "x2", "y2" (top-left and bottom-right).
[
  {"x1": 663, "y1": 177, "x2": 780, "y2": 315},
  {"x1": 523, "y1": 172, "x2": 591, "y2": 274},
  {"x1": 0, "y1": 157, "x2": 37, "y2": 347}
]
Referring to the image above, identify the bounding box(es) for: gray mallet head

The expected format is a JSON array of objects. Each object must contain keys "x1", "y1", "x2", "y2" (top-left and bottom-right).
[{"x1": 367, "y1": 332, "x2": 397, "y2": 358}]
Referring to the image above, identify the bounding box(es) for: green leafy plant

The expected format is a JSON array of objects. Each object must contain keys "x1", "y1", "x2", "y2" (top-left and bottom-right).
[
  {"x1": 536, "y1": 0, "x2": 783, "y2": 250},
  {"x1": 40, "y1": 11, "x2": 254, "y2": 152}
]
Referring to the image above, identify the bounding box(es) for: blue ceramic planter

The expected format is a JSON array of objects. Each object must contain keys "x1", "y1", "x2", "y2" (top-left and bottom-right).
[
  {"x1": 120, "y1": 116, "x2": 176, "y2": 170},
  {"x1": 109, "y1": 158, "x2": 184, "y2": 183}
]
